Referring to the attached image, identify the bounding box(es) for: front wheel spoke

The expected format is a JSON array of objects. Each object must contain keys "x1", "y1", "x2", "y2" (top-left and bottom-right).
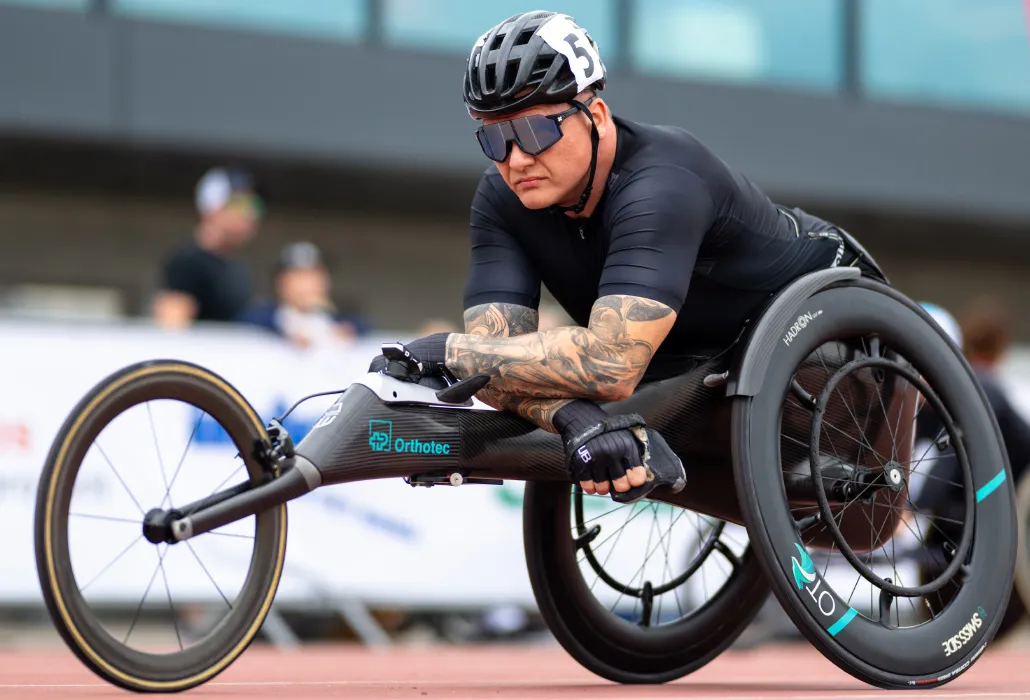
[
  {"x1": 124, "y1": 547, "x2": 167, "y2": 645},
  {"x1": 185, "y1": 541, "x2": 234, "y2": 610},
  {"x1": 146, "y1": 402, "x2": 172, "y2": 505},
  {"x1": 70, "y1": 513, "x2": 141, "y2": 526},
  {"x1": 209, "y1": 462, "x2": 248, "y2": 503},
  {"x1": 162, "y1": 410, "x2": 204, "y2": 510},
  {"x1": 95, "y1": 443, "x2": 146, "y2": 516},
  {"x1": 157, "y1": 553, "x2": 184, "y2": 651},
  {"x1": 205, "y1": 530, "x2": 256, "y2": 541},
  {"x1": 80, "y1": 535, "x2": 143, "y2": 594}
]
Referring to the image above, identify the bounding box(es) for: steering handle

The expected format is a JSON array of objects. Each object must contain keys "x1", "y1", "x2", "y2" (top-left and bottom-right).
[{"x1": 436, "y1": 373, "x2": 491, "y2": 404}]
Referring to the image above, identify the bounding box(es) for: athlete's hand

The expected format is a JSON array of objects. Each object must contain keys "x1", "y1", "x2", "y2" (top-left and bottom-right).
[
  {"x1": 367, "y1": 333, "x2": 454, "y2": 380},
  {"x1": 553, "y1": 400, "x2": 648, "y2": 497}
]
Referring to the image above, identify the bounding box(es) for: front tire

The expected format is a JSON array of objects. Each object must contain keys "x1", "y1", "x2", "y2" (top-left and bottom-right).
[{"x1": 34, "y1": 360, "x2": 288, "y2": 693}]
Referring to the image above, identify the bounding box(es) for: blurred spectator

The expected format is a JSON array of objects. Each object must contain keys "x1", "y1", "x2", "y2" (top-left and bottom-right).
[
  {"x1": 238, "y1": 241, "x2": 371, "y2": 349},
  {"x1": 918, "y1": 298, "x2": 1030, "y2": 502},
  {"x1": 958, "y1": 296, "x2": 1030, "y2": 476},
  {"x1": 959, "y1": 295, "x2": 1012, "y2": 374},
  {"x1": 152, "y1": 166, "x2": 262, "y2": 328},
  {"x1": 914, "y1": 300, "x2": 1030, "y2": 632}
]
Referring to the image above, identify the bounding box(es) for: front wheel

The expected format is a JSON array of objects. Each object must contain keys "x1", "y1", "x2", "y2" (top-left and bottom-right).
[{"x1": 34, "y1": 360, "x2": 288, "y2": 693}]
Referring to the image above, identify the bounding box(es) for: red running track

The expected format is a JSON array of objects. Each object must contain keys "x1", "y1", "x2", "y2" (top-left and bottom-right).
[{"x1": 0, "y1": 642, "x2": 1028, "y2": 699}]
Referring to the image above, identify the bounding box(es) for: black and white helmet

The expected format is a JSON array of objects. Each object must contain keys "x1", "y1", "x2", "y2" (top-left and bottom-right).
[{"x1": 463, "y1": 11, "x2": 607, "y2": 117}]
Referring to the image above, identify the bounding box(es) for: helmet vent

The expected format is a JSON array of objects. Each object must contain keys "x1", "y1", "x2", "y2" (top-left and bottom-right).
[{"x1": 515, "y1": 29, "x2": 535, "y2": 46}]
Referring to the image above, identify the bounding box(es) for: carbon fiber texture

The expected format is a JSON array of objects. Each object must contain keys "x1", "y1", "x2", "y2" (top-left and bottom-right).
[
  {"x1": 294, "y1": 342, "x2": 915, "y2": 535},
  {"x1": 295, "y1": 361, "x2": 745, "y2": 522},
  {"x1": 729, "y1": 267, "x2": 860, "y2": 396}
]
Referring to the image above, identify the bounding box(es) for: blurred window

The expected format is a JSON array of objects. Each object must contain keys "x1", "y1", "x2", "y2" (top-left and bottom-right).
[
  {"x1": 0, "y1": 0, "x2": 89, "y2": 9},
  {"x1": 861, "y1": 0, "x2": 1030, "y2": 113},
  {"x1": 382, "y1": 1, "x2": 619, "y2": 64},
  {"x1": 112, "y1": 0, "x2": 366, "y2": 41},
  {"x1": 629, "y1": 0, "x2": 844, "y2": 91}
]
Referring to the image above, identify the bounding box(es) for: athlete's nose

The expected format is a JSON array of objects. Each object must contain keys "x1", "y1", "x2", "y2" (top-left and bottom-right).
[{"x1": 508, "y1": 143, "x2": 535, "y2": 169}]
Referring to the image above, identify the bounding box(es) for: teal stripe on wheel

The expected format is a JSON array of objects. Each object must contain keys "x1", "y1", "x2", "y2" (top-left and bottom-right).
[
  {"x1": 828, "y1": 608, "x2": 858, "y2": 637},
  {"x1": 976, "y1": 469, "x2": 1007, "y2": 503}
]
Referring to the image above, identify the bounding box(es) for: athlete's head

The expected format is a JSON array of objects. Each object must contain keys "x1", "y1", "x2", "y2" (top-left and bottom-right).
[{"x1": 463, "y1": 11, "x2": 610, "y2": 214}]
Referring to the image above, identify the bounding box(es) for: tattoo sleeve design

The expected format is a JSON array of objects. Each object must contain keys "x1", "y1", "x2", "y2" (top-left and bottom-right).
[
  {"x1": 459, "y1": 302, "x2": 573, "y2": 432},
  {"x1": 448, "y1": 295, "x2": 675, "y2": 409}
]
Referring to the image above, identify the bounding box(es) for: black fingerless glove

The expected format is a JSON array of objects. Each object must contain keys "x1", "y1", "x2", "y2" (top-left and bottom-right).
[{"x1": 554, "y1": 400, "x2": 643, "y2": 485}]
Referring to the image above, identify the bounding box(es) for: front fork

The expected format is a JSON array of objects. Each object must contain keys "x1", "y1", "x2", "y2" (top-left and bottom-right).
[
  {"x1": 142, "y1": 419, "x2": 320, "y2": 545},
  {"x1": 141, "y1": 418, "x2": 501, "y2": 545}
]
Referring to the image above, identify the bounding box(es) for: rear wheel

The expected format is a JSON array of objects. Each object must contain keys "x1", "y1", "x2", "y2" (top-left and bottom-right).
[
  {"x1": 524, "y1": 482, "x2": 767, "y2": 684},
  {"x1": 735, "y1": 279, "x2": 1015, "y2": 689}
]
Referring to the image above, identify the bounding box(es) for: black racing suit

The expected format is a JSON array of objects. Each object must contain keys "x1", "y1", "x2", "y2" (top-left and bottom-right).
[{"x1": 464, "y1": 115, "x2": 851, "y2": 382}]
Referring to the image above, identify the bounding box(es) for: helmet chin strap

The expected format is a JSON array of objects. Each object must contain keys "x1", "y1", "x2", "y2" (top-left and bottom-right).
[{"x1": 550, "y1": 98, "x2": 600, "y2": 217}]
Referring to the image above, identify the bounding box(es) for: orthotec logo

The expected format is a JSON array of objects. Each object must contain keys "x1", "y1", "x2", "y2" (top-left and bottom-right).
[
  {"x1": 368, "y1": 420, "x2": 452, "y2": 455},
  {"x1": 369, "y1": 420, "x2": 392, "y2": 452},
  {"x1": 792, "y1": 542, "x2": 817, "y2": 589}
]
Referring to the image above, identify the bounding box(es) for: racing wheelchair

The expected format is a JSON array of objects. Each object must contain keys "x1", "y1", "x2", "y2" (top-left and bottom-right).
[{"x1": 34, "y1": 256, "x2": 1018, "y2": 692}]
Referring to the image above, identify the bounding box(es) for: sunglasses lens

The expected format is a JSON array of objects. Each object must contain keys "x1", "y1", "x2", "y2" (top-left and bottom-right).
[
  {"x1": 477, "y1": 123, "x2": 511, "y2": 162},
  {"x1": 511, "y1": 115, "x2": 563, "y2": 156}
]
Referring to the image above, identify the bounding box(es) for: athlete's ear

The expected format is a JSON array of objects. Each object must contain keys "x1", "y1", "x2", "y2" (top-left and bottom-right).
[{"x1": 589, "y1": 98, "x2": 611, "y2": 139}]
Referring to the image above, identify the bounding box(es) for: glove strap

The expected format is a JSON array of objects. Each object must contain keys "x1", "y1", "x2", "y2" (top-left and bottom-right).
[{"x1": 562, "y1": 413, "x2": 647, "y2": 473}]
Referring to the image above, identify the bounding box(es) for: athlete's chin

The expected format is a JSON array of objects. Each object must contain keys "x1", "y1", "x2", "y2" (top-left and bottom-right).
[{"x1": 513, "y1": 188, "x2": 561, "y2": 210}]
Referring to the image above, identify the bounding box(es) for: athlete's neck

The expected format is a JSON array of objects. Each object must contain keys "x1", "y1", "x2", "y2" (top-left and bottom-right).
[{"x1": 564, "y1": 121, "x2": 618, "y2": 220}]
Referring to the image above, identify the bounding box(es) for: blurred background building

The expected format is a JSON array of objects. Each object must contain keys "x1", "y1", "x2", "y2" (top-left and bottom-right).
[{"x1": 1, "y1": 0, "x2": 1029, "y2": 332}]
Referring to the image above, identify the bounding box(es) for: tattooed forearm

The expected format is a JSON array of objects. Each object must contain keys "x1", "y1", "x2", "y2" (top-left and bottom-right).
[
  {"x1": 463, "y1": 303, "x2": 539, "y2": 338},
  {"x1": 460, "y1": 303, "x2": 571, "y2": 431},
  {"x1": 476, "y1": 386, "x2": 573, "y2": 433},
  {"x1": 448, "y1": 295, "x2": 676, "y2": 402}
]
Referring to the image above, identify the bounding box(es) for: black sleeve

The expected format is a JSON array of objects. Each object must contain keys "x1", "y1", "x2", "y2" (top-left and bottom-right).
[
  {"x1": 463, "y1": 175, "x2": 541, "y2": 311},
  {"x1": 598, "y1": 165, "x2": 715, "y2": 310},
  {"x1": 160, "y1": 248, "x2": 203, "y2": 297}
]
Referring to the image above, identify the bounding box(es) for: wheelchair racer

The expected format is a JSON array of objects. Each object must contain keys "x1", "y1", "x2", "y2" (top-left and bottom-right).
[{"x1": 372, "y1": 11, "x2": 868, "y2": 503}]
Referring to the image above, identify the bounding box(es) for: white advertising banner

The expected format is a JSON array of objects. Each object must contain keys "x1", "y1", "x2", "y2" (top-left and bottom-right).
[
  {"x1": 0, "y1": 319, "x2": 722, "y2": 612},
  {"x1": 6, "y1": 318, "x2": 1026, "y2": 612}
]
